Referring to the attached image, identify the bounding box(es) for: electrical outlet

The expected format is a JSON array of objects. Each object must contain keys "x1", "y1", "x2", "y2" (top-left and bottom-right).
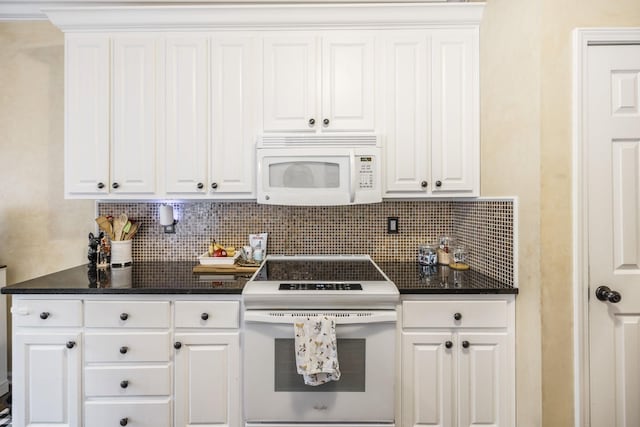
[{"x1": 387, "y1": 217, "x2": 399, "y2": 234}]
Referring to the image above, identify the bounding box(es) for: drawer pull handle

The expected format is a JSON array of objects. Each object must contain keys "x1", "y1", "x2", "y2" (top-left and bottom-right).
[
  {"x1": 120, "y1": 418, "x2": 128, "y2": 426},
  {"x1": 201, "y1": 313, "x2": 209, "y2": 321},
  {"x1": 40, "y1": 312, "x2": 50, "y2": 320},
  {"x1": 120, "y1": 313, "x2": 129, "y2": 321},
  {"x1": 119, "y1": 346, "x2": 128, "y2": 354},
  {"x1": 462, "y1": 340, "x2": 470, "y2": 349},
  {"x1": 66, "y1": 341, "x2": 76, "y2": 349},
  {"x1": 174, "y1": 341, "x2": 182, "y2": 350},
  {"x1": 445, "y1": 341, "x2": 453, "y2": 349},
  {"x1": 453, "y1": 312, "x2": 462, "y2": 321},
  {"x1": 120, "y1": 380, "x2": 129, "y2": 389}
]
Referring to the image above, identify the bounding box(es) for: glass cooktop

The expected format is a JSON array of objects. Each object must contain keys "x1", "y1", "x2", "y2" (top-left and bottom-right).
[{"x1": 254, "y1": 259, "x2": 386, "y2": 282}]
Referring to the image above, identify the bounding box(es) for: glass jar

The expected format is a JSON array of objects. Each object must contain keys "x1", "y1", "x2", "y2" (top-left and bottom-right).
[{"x1": 418, "y1": 243, "x2": 438, "y2": 266}]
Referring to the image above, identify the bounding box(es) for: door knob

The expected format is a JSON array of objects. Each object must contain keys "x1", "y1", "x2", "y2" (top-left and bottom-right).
[
  {"x1": 462, "y1": 340, "x2": 470, "y2": 349},
  {"x1": 119, "y1": 346, "x2": 128, "y2": 354},
  {"x1": 323, "y1": 118, "x2": 330, "y2": 126},
  {"x1": 595, "y1": 285, "x2": 622, "y2": 303},
  {"x1": 445, "y1": 340, "x2": 453, "y2": 349},
  {"x1": 308, "y1": 118, "x2": 316, "y2": 126},
  {"x1": 120, "y1": 313, "x2": 129, "y2": 321}
]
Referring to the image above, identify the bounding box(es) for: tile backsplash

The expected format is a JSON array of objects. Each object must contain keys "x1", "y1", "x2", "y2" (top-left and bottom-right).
[{"x1": 97, "y1": 199, "x2": 515, "y2": 286}]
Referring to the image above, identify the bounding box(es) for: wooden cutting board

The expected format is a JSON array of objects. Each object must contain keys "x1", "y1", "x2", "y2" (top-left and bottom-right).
[{"x1": 192, "y1": 264, "x2": 260, "y2": 274}]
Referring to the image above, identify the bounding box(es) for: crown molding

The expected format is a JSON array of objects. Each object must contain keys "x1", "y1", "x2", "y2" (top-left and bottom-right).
[{"x1": 0, "y1": 1, "x2": 484, "y2": 28}]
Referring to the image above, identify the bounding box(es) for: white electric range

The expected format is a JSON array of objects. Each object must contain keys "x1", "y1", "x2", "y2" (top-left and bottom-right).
[{"x1": 242, "y1": 255, "x2": 399, "y2": 426}]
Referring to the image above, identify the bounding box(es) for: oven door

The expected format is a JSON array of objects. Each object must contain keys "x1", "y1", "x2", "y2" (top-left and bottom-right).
[{"x1": 244, "y1": 310, "x2": 396, "y2": 423}]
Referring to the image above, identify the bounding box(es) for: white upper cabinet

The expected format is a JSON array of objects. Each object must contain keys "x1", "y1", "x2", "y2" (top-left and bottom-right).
[
  {"x1": 164, "y1": 35, "x2": 209, "y2": 195},
  {"x1": 383, "y1": 28, "x2": 479, "y2": 198},
  {"x1": 111, "y1": 35, "x2": 157, "y2": 195},
  {"x1": 65, "y1": 35, "x2": 110, "y2": 196},
  {"x1": 262, "y1": 32, "x2": 376, "y2": 133}
]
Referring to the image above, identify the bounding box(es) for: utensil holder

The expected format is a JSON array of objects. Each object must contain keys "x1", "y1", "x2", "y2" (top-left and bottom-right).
[{"x1": 111, "y1": 240, "x2": 132, "y2": 267}]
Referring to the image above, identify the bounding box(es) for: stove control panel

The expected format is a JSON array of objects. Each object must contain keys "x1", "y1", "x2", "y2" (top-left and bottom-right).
[{"x1": 279, "y1": 283, "x2": 363, "y2": 291}]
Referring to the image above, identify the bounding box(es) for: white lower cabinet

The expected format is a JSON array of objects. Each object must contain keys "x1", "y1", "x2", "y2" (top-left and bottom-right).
[{"x1": 400, "y1": 297, "x2": 515, "y2": 427}]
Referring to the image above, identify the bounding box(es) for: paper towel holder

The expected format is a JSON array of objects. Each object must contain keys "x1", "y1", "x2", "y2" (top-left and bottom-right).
[{"x1": 159, "y1": 204, "x2": 178, "y2": 234}]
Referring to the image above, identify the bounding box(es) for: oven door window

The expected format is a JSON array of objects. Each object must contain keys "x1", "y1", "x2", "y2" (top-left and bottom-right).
[
  {"x1": 268, "y1": 161, "x2": 340, "y2": 189},
  {"x1": 274, "y1": 338, "x2": 365, "y2": 392}
]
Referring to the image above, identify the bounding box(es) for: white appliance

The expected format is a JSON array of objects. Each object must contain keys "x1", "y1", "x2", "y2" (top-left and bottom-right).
[
  {"x1": 243, "y1": 255, "x2": 398, "y2": 426},
  {"x1": 256, "y1": 135, "x2": 381, "y2": 206}
]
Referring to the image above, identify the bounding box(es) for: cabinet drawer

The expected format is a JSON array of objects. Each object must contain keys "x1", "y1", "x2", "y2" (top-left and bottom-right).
[
  {"x1": 85, "y1": 332, "x2": 171, "y2": 363},
  {"x1": 85, "y1": 301, "x2": 170, "y2": 328},
  {"x1": 403, "y1": 300, "x2": 508, "y2": 329},
  {"x1": 12, "y1": 300, "x2": 82, "y2": 327},
  {"x1": 85, "y1": 401, "x2": 170, "y2": 427},
  {"x1": 175, "y1": 301, "x2": 239, "y2": 329},
  {"x1": 85, "y1": 365, "x2": 170, "y2": 397}
]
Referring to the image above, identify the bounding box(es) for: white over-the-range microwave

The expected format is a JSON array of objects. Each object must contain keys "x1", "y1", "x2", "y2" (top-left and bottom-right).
[{"x1": 256, "y1": 134, "x2": 382, "y2": 206}]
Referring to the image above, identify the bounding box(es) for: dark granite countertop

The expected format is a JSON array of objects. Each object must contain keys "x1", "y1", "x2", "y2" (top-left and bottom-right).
[
  {"x1": 1, "y1": 261, "x2": 517, "y2": 295},
  {"x1": 1, "y1": 262, "x2": 249, "y2": 294},
  {"x1": 377, "y1": 262, "x2": 518, "y2": 294}
]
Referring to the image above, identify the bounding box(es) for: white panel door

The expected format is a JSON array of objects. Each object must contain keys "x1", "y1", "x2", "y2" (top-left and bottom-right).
[
  {"x1": 262, "y1": 35, "x2": 317, "y2": 132},
  {"x1": 402, "y1": 332, "x2": 454, "y2": 427},
  {"x1": 112, "y1": 35, "x2": 157, "y2": 194},
  {"x1": 383, "y1": 32, "x2": 430, "y2": 195},
  {"x1": 13, "y1": 332, "x2": 81, "y2": 427},
  {"x1": 322, "y1": 34, "x2": 375, "y2": 131},
  {"x1": 210, "y1": 35, "x2": 256, "y2": 196},
  {"x1": 165, "y1": 35, "x2": 209, "y2": 194},
  {"x1": 457, "y1": 332, "x2": 508, "y2": 427},
  {"x1": 65, "y1": 34, "x2": 110, "y2": 196},
  {"x1": 587, "y1": 44, "x2": 640, "y2": 427},
  {"x1": 174, "y1": 332, "x2": 240, "y2": 427},
  {"x1": 431, "y1": 29, "x2": 479, "y2": 195}
]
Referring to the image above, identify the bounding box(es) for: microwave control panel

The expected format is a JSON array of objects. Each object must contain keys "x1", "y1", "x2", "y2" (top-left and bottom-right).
[{"x1": 358, "y1": 156, "x2": 375, "y2": 189}]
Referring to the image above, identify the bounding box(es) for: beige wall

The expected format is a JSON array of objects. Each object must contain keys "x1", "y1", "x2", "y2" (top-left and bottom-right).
[
  {"x1": 1, "y1": 1, "x2": 640, "y2": 425},
  {"x1": 0, "y1": 22, "x2": 95, "y2": 285}
]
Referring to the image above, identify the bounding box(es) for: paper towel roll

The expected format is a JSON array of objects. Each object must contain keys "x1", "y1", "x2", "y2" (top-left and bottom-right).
[{"x1": 160, "y1": 205, "x2": 174, "y2": 226}]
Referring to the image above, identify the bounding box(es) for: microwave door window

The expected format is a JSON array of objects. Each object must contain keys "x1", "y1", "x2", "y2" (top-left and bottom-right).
[{"x1": 269, "y1": 161, "x2": 340, "y2": 189}]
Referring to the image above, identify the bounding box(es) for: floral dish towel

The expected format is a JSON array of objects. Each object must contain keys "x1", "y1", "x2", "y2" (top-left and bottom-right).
[{"x1": 294, "y1": 316, "x2": 341, "y2": 386}]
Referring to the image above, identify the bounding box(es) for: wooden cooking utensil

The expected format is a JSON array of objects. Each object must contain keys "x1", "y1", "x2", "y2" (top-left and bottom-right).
[
  {"x1": 95, "y1": 216, "x2": 115, "y2": 240},
  {"x1": 113, "y1": 213, "x2": 128, "y2": 241},
  {"x1": 125, "y1": 222, "x2": 139, "y2": 240}
]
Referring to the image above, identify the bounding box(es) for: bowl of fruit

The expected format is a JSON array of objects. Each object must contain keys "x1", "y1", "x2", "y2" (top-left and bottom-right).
[{"x1": 198, "y1": 242, "x2": 238, "y2": 265}]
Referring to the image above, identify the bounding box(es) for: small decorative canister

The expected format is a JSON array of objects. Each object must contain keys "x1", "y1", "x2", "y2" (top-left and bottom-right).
[
  {"x1": 437, "y1": 236, "x2": 455, "y2": 265},
  {"x1": 418, "y1": 244, "x2": 438, "y2": 266}
]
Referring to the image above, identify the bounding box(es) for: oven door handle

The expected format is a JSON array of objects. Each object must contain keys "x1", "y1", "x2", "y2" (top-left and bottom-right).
[{"x1": 244, "y1": 310, "x2": 397, "y2": 325}]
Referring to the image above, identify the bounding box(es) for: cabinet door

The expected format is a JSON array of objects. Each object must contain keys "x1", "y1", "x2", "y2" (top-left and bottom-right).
[
  {"x1": 402, "y1": 332, "x2": 454, "y2": 427},
  {"x1": 65, "y1": 34, "x2": 110, "y2": 196},
  {"x1": 321, "y1": 33, "x2": 375, "y2": 131},
  {"x1": 112, "y1": 35, "x2": 157, "y2": 194},
  {"x1": 165, "y1": 35, "x2": 209, "y2": 194},
  {"x1": 457, "y1": 332, "x2": 508, "y2": 427},
  {"x1": 174, "y1": 332, "x2": 240, "y2": 427},
  {"x1": 210, "y1": 35, "x2": 256, "y2": 196},
  {"x1": 383, "y1": 32, "x2": 430, "y2": 195},
  {"x1": 431, "y1": 29, "x2": 479, "y2": 195},
  {"x1": 262, "y1": 35, "x2": 317, "y2": 132},
  {"x1": 13, "y1": 332, "x2": 81, "y2": 426}
]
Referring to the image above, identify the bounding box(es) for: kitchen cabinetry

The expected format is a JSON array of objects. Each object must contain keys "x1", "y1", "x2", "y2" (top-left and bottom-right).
[
  {"x1": 401, "y1": 297, "x2": 515, "y2": 427},
  {"x1": 262, "y1": 33, "x2": 376, "y2": 133},
  {"x1": 383, "y1": 28, "x2": 479, "y2": 197},
  {"x1": 174, "y1": 301, "x2": 241, "y2": 427},
  {"x1": 11, "y1": 299, "x2": 83, "y2": 427}
]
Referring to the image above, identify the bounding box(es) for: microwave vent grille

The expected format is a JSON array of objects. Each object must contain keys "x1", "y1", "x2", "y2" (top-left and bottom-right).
[{"x1": 258, "y1": 134, "x2": 379, "y2": 147}]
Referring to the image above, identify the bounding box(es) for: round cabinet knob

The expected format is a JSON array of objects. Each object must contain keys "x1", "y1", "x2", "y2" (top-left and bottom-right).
[
  {"x1": 112, "y1": 182, "x2": 120, "y2": 189},
  {"x1": 119, "y1": 346, "x2": 129, "y2": 354},
  {"x1": 323, "y1": 118, "x2": 330, "y2": 126},
  {"x1": 197, "y1": 182, "x2": 204, "y2": 190},
  {"x1": 595, "y1": 285, "x2": 622, "y2": 303},
  {"x1": 421, "y1": 181, "x2": 428, "y2": 188},
  {"x1": 453, "y1": 312, "x2": 462, "y2": 321},
  {"x1": 445, "y1": 341, "x2": 453, "y2": 349},
  {"x1": 174, "y1": 342, "x2": 182, "y2": 350},
  {"x1": 120, "y1": 380, "x2": 129, "y2": 389},
  {"x1": 120, "y1": 418, "x2": 129, "y2": 426},
  {"x1": 201, "y1": 313, "x2": 209, "y2": 321},
  {"x1": 462, "y1": 340, "x2": 470, "y2": 349},
  {"x1": 97, "y1": 182, "x2": 105, "y2": 189},
  {"x1": 211, "y1": 182, "x2": 218, "y2": 190},
  {"x1": 308, "y1": 118, "x2": 316, "y2": 126},
  {"x1": 40, "y1": 312, "x2": 50, "y2": 320},
  {"x1": 435, "y1": 180, "x2": 442, "y2": 187},
  {"x1": 120, "y1": 313, "x2": 128, "y2": 321},
  {"x1": 66, "y1": 341, "x2": 76, "y2": 349}
]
